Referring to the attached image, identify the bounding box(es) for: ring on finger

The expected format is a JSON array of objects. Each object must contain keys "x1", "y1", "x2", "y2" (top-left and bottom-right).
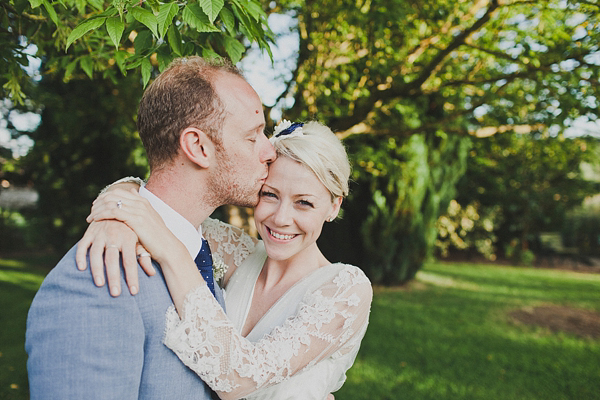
[
  {"x1": 107, "y1": 244, "x2": 119, "y2": 249},
  {"x1": 116, "y1": 200, "x2": 123, "y2": 209},
  {"x1": 136, "y1": 252, "x2": 151, "y2": 259}
]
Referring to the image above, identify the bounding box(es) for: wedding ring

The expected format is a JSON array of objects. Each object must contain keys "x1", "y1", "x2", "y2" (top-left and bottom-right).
[
  {"x1": 136, "y1": 252, "x2": 151, "y2": 259},
  {"x1": 106, "y1": 244, "x2": 119, "y2": 249},
  {"x1": 116, "y1": 200, "x2": 123, "y2": 209}
]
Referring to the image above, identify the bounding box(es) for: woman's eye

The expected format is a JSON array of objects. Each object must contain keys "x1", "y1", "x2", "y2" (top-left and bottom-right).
[
  {"x1": 260, "y1": 191, "x2": 277, "y2": 198},
  {"x1": 298, "y1": 200, "x2": 314, "y2": 208}
]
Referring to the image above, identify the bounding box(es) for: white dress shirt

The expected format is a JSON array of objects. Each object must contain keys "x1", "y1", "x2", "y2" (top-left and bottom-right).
[{"x1": 139, "y1": 185, "x2": 203, "y2": 259}]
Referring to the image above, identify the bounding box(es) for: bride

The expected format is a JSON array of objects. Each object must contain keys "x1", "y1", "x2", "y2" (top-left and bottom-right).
[{"x1": 79, "y1": 120, "x2": 372, "y2": 399}]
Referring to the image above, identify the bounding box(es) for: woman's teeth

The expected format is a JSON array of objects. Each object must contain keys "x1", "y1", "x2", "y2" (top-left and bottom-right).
[{"x1": 270, "y1": 229, "x2": 295, "y2": 240}]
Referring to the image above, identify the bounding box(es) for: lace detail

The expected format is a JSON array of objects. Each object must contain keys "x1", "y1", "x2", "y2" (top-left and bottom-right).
[
  {"x1": 201, "y1": 218, "x2": 257, "y2": 281},
  {"x1": 164, "y1": 264, "x2": 372, "y2": 399},
  {"x1": 99, "y1": 176, "x2": 145, "y2": 195}
]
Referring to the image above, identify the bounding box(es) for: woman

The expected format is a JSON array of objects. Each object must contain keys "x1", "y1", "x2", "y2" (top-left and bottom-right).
[{"x1": 81, "y1": 121, "x2": 372, "y2": 399}]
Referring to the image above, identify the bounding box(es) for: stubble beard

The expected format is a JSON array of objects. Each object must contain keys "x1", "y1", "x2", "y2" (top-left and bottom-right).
[{"x1": 210, "y1": 155, "x2": 261, "y2": 209}]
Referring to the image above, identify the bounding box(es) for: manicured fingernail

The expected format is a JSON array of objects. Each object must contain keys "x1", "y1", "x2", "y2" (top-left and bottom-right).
[
  {"x1": 111, "y1": 286, "x2": 120, "y2": 297},
  {"x1": 94, "y1": 275, "x2": 104, "y2": 286},
  {"x1": 130, "y1": 286, "x2": 138, "y2": 295}
]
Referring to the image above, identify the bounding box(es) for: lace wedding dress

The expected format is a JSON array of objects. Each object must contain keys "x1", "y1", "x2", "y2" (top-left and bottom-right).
[{"x1": 164, "y1": 218, "x2": 373, "y2": 400}]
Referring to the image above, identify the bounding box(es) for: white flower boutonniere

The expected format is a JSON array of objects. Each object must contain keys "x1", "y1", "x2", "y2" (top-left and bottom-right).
[{"x1": 212, "y1": 258, "x2": 227, "y2": 283}]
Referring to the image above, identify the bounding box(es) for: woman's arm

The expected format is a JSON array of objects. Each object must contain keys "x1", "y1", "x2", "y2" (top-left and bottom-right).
[
  {"x1": 201, "y1": 218, "x2": 259, "y2": 286},
  {"x1": 163, "y1": 266, "x2": 373, "y2": 400}
]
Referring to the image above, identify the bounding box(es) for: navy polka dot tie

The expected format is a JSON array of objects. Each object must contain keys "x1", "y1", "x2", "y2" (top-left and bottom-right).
[{"x1": 194, "y1": 239, "x2": 215, "y2": 297}]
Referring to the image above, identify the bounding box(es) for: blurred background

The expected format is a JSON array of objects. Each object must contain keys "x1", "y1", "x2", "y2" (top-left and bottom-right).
[{"x1": 1, "y1": 0, "x2": 599, "y2": 398}]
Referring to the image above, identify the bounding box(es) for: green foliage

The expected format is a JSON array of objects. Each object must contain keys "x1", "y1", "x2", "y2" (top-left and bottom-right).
[
  {"x1": 1, "y1": 0, "x2": 273, "y2": 104},
  {"x1": 18, "y1": 74, "x2": 148, "y2": 251},
  {"x1": 562, "y1": 207, "x2": 600, "y2": 256},
  {"x1": 455, "y1": 134, "x2": 600, "y2": 262},
  {"x1": 320, "y1": 132, "x2": 470, "y2": 285},
  {"x1": 276, "y1": 0, "x2": 600, "y2": 282},
  {"x1": 436, "y1": 200, "x2": 502, "y2": 260}
]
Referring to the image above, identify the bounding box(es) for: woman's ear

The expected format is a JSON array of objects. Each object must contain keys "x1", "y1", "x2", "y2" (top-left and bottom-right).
[
  {"x1": 180, "y1": 127, "x2": 214, "y2": 168},
  {"x1": 328, "y1": 197, "x2": 343, "y2": 221}
]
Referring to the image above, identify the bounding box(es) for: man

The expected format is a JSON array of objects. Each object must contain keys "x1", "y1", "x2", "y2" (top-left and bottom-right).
[{"x1": 25, "y1": 57, "x2": 276, "y2": 399}]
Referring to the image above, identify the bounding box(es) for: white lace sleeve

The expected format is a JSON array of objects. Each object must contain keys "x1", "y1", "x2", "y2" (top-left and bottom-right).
[
  {"x1": 99, "y1": 176, "x2": 145, "y2": 195},
  {"x1": 164, "y1": 265, "x2": 372, "y2": 400},
  {"x1": 201, "y1": 218, "x2": 258, "y2": 282}
]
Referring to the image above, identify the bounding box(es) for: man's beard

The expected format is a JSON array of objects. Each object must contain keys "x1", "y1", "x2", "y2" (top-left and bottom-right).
[{"x1": 208, "y1": 153, "x2": 261, "y2": 208}]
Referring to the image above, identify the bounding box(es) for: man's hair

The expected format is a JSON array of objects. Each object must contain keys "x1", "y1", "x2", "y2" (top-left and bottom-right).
[{"x1": 137, "y1": 57, "x2": 243, "y2": 169}]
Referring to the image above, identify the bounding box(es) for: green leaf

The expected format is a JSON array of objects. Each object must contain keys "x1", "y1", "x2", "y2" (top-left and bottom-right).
[
  {"x1": 114, "y1": 51, "x2": 128, "y2": 75},
  {"x1": 198, "y1": 0, "x2": 224, "y2": 23},
  {"x1": 156, "y1": 46, "x2": 173, "y2": 71},
  {"x1": 74, "y1": 0, "x2": 86, "y2": 14},
  {"x1": 130, "y1": 6, "x2": 159, "y2": 38},
  {"x1": 141, "y1": 58, "x2": 152, "y2": 88},
  {"x1": 106, "y1": 17, "x2": 125, "y2": 48},
  {"x1": 223, "y1": 36, "x2": 245, "y2": 63},
  {"x1": 63, "y1": 59, "x2": 78, "y2": 82},
  {"x1": 182, "y1": 4, "x2": 220, "y2": 33},
  {"x1": 80, "y1": 57, "x2": 94, "y2": 79},
  {"x1": 219, "y1": 7, "x2": 235, "y2": 35},
  {"x1": 66, "y1": 17, "x2": 107, "y2": 50},
  {"x1": 134, "y1": 30, "x2": 153, "y2": 55},
  {"x1": 158, "y1": 3, "x2": 178, "y2": 38},
  {"x1": 42, "y1": 0, "x2": 59, "y2": 27},
  {"x1": 167, "y1": 24, "x2": 183, "y2": 56},
  {"x1": 202, "y1": 47, "x2": 221, "y2": 60},
  {"x1": 88, "y1": 0, "x2": 103, "y2": 11},
  {"x1": 28, "y1": 0, "x2": 43, "y2": 8},
  {"x1": 244, "y1": 0, "x2": 265, "y2": 22}
]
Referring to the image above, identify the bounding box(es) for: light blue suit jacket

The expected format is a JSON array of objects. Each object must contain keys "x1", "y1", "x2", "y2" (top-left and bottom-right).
[{"x1": 26, "y1": 244, "x2": 225, "y2": 399}]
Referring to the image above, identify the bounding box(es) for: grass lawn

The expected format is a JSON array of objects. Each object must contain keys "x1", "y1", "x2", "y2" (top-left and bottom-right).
[
  {"x1": 1, "y1": 256, "x2": 599, "y2": 399},
  {"x1": 0, "y1": 253, "x2": 59, "y2": 400}
]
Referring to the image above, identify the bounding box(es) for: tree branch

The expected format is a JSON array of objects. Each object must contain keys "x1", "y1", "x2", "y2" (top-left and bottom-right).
[{"x1": 405, "y1": 0, "x2": 500, "y2": 94}]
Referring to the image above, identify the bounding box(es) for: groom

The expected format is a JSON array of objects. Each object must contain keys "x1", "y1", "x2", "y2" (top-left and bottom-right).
[{"x1": 26, "y1": 57, "x2": 276, "y2": 399}]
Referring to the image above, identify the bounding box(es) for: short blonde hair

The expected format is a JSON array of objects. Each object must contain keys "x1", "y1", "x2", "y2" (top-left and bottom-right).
[{"x1": 272, "y1": 121, "x2": 350, "y2": 199}]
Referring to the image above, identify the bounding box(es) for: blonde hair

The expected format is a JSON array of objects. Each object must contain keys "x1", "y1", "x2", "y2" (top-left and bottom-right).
[{"x1": 272, "y1": 121, "x2": 351, "y2": 200}]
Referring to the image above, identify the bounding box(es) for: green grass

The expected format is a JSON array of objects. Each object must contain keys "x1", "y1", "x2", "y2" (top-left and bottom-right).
[
  {"x1": 1, "y1": 257, "x2": 599, "y2": 399},
  {"x1": 0, "y1": 254, "x2": 58, "y2": 400},
  {"x1": 336, "y1": 262, "x2": 600, "y2": 400}
]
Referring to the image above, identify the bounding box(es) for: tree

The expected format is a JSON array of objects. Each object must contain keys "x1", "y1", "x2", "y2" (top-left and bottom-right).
[
  {"x1": 19, "y1": 73, "x2": 148, "y2": 251},
  {"x1": 454, "y1": 134, "x2": 600, "y2": 262},
  {"x1": 271, "y1": 0, "x2": 600, "y2": 284},
  {"x1": 1, "y1": 0, "x2": 273, "y2": 104}
]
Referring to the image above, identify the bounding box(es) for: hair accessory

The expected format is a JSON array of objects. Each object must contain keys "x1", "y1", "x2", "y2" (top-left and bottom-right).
[{"x1": 270, "y1": 120, "x2": 304, "y2": 144}]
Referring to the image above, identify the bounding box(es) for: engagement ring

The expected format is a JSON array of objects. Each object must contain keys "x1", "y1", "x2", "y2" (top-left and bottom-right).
[{"x1": 116, "y1": 200, "x2": 123, "y2": 209}]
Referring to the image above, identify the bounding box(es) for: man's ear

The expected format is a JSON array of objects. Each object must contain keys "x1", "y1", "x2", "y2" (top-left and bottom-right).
[{"x1": 180, "y1": 127, "x2": 214, "y2": 168}]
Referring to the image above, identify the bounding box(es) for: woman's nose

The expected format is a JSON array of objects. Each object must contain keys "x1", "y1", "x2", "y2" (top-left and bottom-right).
[{"x1": 272, "y1": 203, "x2": 292, "y2": 226}]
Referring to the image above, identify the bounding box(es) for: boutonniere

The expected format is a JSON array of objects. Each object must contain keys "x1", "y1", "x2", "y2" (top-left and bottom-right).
[{"x1": 212, "y1": 258, "x2": 227, "y2": 282}]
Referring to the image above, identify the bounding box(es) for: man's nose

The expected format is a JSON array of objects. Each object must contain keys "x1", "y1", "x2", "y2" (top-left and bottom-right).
[{"x1": 260, "y1": 134, "x2": 276, "y2": 163}]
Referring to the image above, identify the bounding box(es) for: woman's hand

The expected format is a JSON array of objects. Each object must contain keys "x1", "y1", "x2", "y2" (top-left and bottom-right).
[
  {"x1": 85, "y1": 187, "x2": 187, "y2": 264},
  {"x1": 76, "y1": 219, "x2": 155, "y2": 297}
]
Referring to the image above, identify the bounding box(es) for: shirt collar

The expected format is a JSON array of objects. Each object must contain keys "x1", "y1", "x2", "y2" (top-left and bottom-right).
[{"x1": 138, "y1": 185, "x2": 202, "y2": 259}]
